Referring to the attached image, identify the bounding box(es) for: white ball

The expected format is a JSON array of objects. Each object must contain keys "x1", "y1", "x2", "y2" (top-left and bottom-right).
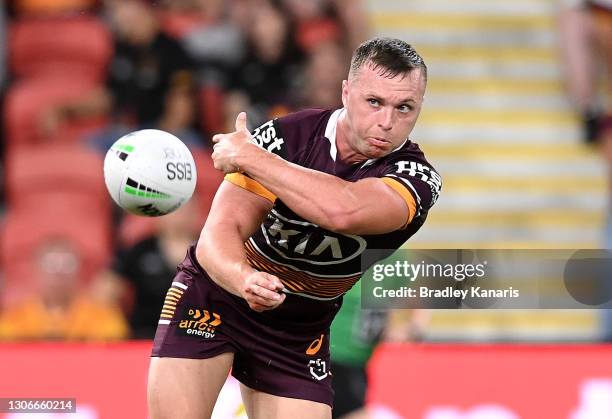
[{"x1": 103, "y1": 129, "x2": 197, "y2": 217}]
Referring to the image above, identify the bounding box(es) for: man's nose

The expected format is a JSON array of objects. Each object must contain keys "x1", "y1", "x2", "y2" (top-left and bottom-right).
[{"x1": 377, "y1": 107, "x2": 394, "y2": 131}]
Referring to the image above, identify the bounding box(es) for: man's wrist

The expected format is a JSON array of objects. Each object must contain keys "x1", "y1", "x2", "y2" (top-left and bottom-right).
[{"x1": 235, "y1": 263, "x2": 256, "y2": 296}]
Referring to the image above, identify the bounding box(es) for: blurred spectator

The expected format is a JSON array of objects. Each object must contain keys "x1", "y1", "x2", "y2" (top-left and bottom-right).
[
  {"x1": 300, "y1": 41, "x2": 348, "y2": 109},
  {"x1": 92, "y1": 195, "x2": 202, "y2": 339},
  {"x1": 0, "y1": 1, "x2": 6, "y2": 90},
  {"x1": 38, "y1": 0, "x2": 196, "y2": 143},
  {"x1": 87, "y1": 77, "x2": 204, "y2": 154},
  {"x1": 225, "y1": 0, "x2": 303, "y2": 127},
  {"x1": 331, "y1": 0, "x2": 371, "y2": 51},
  {"x1": 157, "y1": 0, "x2": 209, "y2": 39},
  {"x1": 105, "y1": 0, "x2": 195, "y2": 127},
  {"x1": 160, "y1": 0, "x2": 246, "y2": 136},
  {"x1": 159, "y1": 0, "x2": 232, "y2": 40},
  {"x1": 0, "y1": 237, "x2": 128, "y2": 341},
  {"x1": 217, "y1": 0, "x2": 369, "y2": 129},
  {"x1": 281, "y1": 0, "x2": 343, "y2": 53},
  {"x1": 558, "y1": 0, "x2": 612, "y2": 142},
  {"x1": 281, "y1": 0, "x2": 369, "y2": 53},
  {"x1": 179, "y1": 0, "x2": 245, "y2": 87},
  {"x1": 175, "y1": 0, "x2": 370, "y2": 133}
]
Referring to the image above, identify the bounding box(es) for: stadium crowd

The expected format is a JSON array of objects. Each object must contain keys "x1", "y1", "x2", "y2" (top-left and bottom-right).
[{"x1": 0, "y1": 0, "x2": 369, "y2": 340}]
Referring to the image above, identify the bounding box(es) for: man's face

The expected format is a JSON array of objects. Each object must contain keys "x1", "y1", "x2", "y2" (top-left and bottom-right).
[
  {"x1": 109, "y1": 0, "x2": 156, "y2": 45},
  {"x1": 341, "y1": 62, "x2": 425, "y2": 160}
]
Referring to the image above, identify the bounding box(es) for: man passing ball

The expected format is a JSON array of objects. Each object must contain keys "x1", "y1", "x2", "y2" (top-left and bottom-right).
[{"x1": 148, "y1": 37, "x2": 442, "y2": 419}]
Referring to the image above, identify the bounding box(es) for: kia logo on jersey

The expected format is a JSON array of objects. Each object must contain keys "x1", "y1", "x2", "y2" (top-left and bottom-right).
[{"x1": 260, "y1": 209, "x2": 366, "y2": 265}]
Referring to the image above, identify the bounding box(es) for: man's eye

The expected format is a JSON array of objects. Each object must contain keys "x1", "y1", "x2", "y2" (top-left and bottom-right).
[
  {"x1": 398, "y1": 105, "x2": 412, "y2": 113},
  {"x1": 367, "y1": 98, "x2": 379, "y2": 106}
]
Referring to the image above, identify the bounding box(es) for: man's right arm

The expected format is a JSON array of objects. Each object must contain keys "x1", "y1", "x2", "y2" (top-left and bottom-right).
[{"x1": 195, "y1": 181, "x2": 285, "y2": 311}]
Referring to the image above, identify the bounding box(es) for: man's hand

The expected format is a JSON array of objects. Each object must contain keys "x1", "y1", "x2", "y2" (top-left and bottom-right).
[
  {"x1": 211, "y1": 112, "x2": 258, "y2": 173},
  {"x1": 240, "y1": 271, "x2": 286, "y2": 312}
]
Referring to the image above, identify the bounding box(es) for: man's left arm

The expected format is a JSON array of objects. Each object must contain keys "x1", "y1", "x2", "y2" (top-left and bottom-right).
[{"x1": 213, "y1": 113, "x2": 420, "y2": 235}]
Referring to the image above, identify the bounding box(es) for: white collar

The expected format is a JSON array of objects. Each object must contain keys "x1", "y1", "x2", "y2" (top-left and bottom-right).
[{"x1": 324, "y1": 108, "x2": 345, "y2": 161}]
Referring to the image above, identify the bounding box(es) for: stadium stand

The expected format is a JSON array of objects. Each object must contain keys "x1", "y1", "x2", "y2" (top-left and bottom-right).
[
  {"x1": 4, "y1": 76, "x2": 107, "y2": 149},
  {"x1": 4, "y1": 144, "x2": 109, "y2": 211},
  {"x1": 370, "y1": 0, "x2": 608, "y2": 341},
  {"x1": 9, "y1": 16, "x2": 111, "y2": 82}
]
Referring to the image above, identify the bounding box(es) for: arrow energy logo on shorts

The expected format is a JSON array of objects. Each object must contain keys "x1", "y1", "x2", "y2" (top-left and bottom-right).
[{"x1": 177, "y1": 308, "x2": 222, "y2": 339}]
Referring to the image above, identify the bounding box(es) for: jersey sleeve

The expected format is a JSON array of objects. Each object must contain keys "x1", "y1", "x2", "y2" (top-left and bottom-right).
[
  {"x1": 380, "y1": 151, "x2": 442, "y2": 228},
  {"x1": 223, "y1": 110, "x2": 323, "y2": 202},
  {"x1": 224, "y1": 171, "x2": 277, "y2": 202},
  {"x1": 250, "y1": 118, "x2": 289, "y2": 158},
  {"x1": 250, "y1": 109, "x2": 323, "y2": 162}
]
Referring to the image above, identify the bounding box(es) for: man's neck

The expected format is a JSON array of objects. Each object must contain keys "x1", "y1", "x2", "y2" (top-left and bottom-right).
[{"x1": 335, "y1": 112, "x2": 368, "y2": 165}]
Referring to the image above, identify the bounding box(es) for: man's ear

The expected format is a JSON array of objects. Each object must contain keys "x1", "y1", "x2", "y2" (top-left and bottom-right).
[{"x1": 341, "y1": 80, "x2": 348, "y2": 108}]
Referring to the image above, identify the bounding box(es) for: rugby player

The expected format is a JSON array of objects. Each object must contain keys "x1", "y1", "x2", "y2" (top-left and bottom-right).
[{"x1": 148, "y1": 37, "x2": 442, "y2": 419}]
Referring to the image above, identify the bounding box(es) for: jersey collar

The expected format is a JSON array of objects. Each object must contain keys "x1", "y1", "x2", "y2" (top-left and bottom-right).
[{"x1": 324, "y1": 108, "x2": 344, "y2": 161}]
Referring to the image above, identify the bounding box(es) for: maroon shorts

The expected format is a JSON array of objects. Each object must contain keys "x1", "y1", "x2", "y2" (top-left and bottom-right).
[{"x1": 152, "y1": 246, "x2": 341, "y2": 407}]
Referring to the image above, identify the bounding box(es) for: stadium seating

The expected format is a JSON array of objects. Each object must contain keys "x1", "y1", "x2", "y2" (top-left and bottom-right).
[
  {"x1": 0, "y1": 205, "x2": 113, "y2": 306},
  {"x1": 4, "y1": 144, "x2": 110, "y2": 212},
  {"x1": 4, "y1": 76, "x2": 107, "y2": 149},
  {"x1": 9, "y1": 16, "x2": 112, "y2": 82},
  {"x1": 0, "y1": 144, "x2": 112, "y2": 305}
]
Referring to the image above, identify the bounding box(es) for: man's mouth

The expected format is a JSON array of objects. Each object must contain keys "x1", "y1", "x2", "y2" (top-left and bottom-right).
[{"x1": 368, "y1": 137, "x2": 390, "y2": 147}]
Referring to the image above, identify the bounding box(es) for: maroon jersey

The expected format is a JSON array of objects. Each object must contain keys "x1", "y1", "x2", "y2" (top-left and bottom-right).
[{"x1": 225, "y1": 108, "x2": 441, "y2": 303}]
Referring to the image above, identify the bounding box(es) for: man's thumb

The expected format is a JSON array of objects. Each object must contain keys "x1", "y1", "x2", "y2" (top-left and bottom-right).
[{"x1": 235, "y1": 112, "x2": 248, "y2": 131}]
